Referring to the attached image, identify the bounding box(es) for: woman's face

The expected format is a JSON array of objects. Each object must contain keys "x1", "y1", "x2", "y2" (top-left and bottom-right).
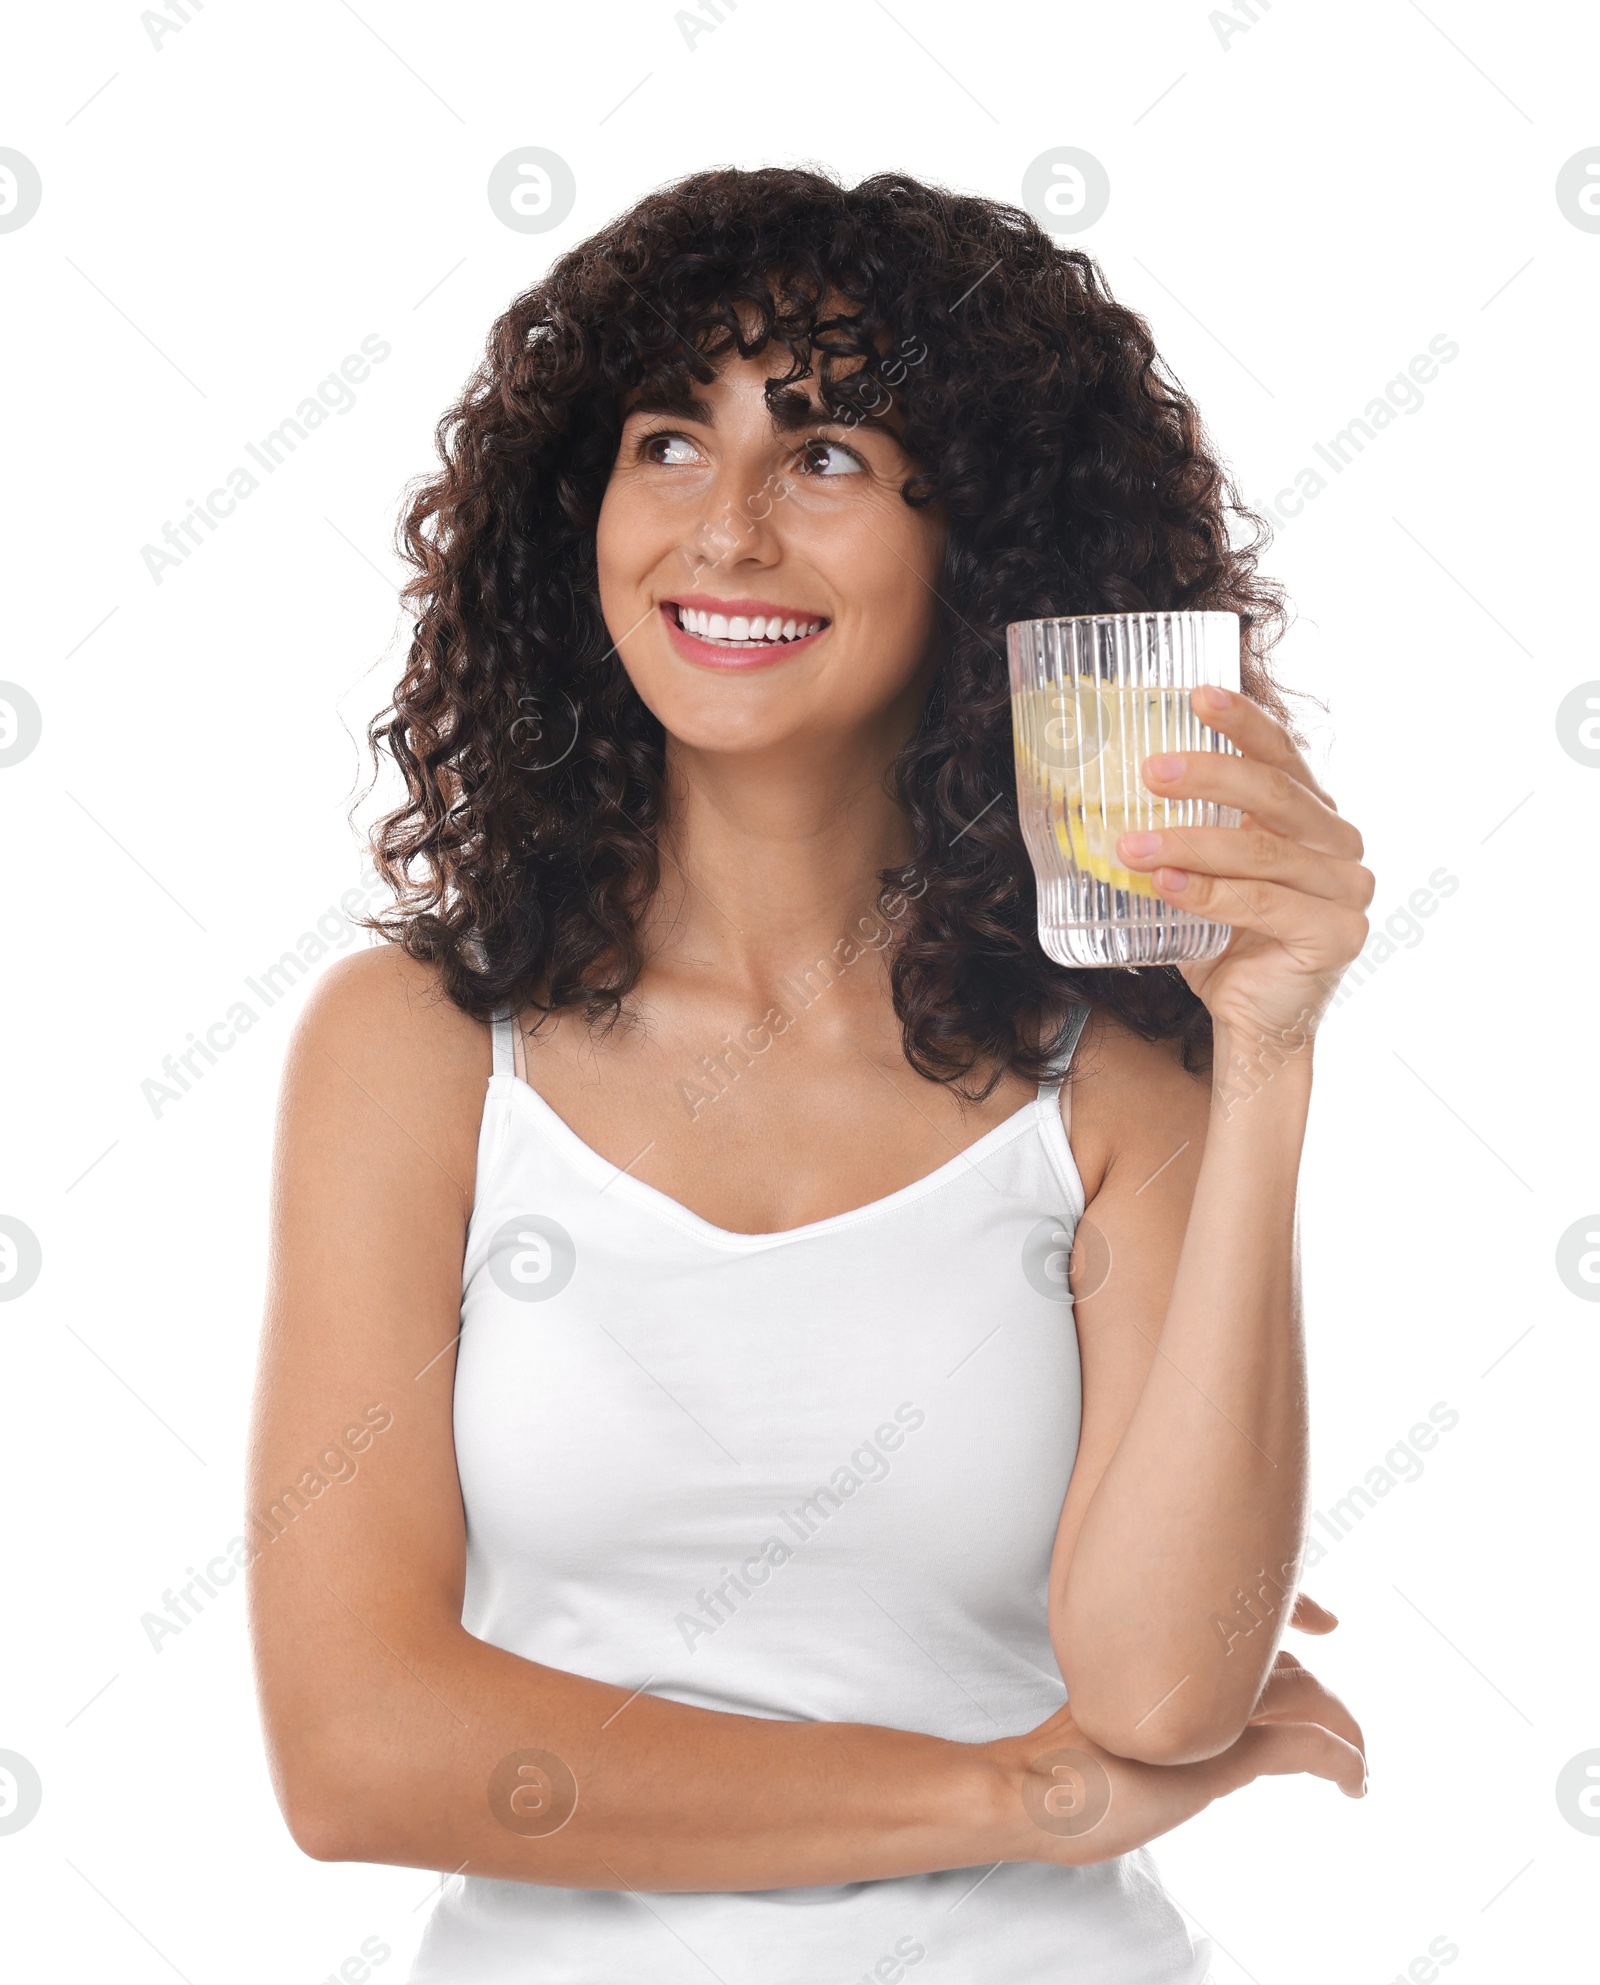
[{"x1": 596, "y1": 336, "x2": 947, "y2": 761}]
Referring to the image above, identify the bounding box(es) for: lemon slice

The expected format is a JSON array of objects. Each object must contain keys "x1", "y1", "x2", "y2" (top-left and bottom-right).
[
  {"x1": 1052, "y1": 805, "x2": 1162, "y2": 898},
  {"x1": 1013, "y1": 682, "x2": 1189, "y2": 897}
]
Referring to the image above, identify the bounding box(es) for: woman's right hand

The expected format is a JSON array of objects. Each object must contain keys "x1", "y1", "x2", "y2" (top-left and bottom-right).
[{"x1": 982, "y1": 1656, "x2": 1367, "y2": 1868}]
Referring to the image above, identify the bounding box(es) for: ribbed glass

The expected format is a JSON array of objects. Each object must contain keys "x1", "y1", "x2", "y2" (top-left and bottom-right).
[{"x1": 1007, "y1": 611, "x2": 1244, "y2": 968}]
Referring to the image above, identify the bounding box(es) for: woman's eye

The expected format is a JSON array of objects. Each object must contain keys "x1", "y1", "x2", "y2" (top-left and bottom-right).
[
  {"x1": 797, "y1": 438, "x2": 865, "y2": 477},
  {"x1": 641, "y1": 431, "x2": 701, "y2": 465}
]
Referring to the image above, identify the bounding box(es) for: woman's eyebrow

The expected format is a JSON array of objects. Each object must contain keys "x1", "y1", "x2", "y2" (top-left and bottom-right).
[
  {"x1": 623, "y1": 384, "x2": 718, "y2": 425},
  {"x1": 622, "y1": 381, "x2": 905, "y2": 444},
  {"x1": 766, "y1": 385, "x2": 904, "y2": 442}
]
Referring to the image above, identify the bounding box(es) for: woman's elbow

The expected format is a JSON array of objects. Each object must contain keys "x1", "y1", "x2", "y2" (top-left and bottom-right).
[
  {"x1": 287, "y1": 1798, "x2": 359, "y2": 1863},
  {"x1": 266, "y1": 1729, "x2": 374, "y2": 1864},
  {"x1": 1066, "y1": 1688, "x2": 1251, "y2": 1767}
]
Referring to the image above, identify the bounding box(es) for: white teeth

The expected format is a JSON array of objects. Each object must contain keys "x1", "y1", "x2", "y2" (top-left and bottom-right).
[{"x1": 674, "y1": 605, "x2": 825, "y2": 645}]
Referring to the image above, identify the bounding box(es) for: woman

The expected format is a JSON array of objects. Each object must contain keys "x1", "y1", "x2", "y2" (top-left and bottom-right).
[{"x1": 246, "y1": 166, "x2": 1372, "y2": 1983}]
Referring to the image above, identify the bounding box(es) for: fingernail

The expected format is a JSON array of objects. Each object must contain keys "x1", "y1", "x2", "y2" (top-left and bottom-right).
[
  {"x1": 1147, "y1": 753, "x2": 1185, "y2": 781},
  {"x1": 1119, "y1": 831, "x2": 1161, "y2": 857},
  {"x1": 1196, "y1": 684, "x2": 1231, "y2": 708},
  {"x1": 1155, "y1": 866, "x2": 1189, "y2": 891}
]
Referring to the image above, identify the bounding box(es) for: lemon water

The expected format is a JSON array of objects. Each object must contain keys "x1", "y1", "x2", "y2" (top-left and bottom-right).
[{"x1": 1006, "y1": 613, "x2": 1242, "y2": 969}]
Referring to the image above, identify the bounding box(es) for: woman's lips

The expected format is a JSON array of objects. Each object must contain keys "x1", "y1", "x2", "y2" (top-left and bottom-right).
[{"x1": 659, "y1": 602, "x2": 829, "y2": 670}]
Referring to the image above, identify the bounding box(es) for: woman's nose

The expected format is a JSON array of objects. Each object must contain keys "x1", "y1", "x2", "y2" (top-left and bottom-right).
[{"x1": 680, "y1": 460, "x2": 783, "y2": 582}]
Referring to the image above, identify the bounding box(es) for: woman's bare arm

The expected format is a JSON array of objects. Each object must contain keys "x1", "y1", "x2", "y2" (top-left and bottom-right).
[
  {"x1": 246, "y1": 950, "x2": 1357, "y2": 1887},
  {"x1": 1045, "y1": 1012, "x2": 1313, "y2": 1766},
  {"x1": 244, "y1": 945, "x2": 1032, "y2": 1889}
]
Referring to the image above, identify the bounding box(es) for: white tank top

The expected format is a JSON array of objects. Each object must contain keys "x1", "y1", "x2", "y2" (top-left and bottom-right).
[{"x1": 408, "y1": 1004, "x2": 1213, "y2": 1985}]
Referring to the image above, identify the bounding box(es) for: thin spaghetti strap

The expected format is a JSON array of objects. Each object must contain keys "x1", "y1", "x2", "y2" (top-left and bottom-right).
[
  {"x1": 1036, "y1": 1000, "x2": 1091, "y2": 1101},
  {"x1": 490, "y1": 1007, "x2": 515, "y2": 1079}
]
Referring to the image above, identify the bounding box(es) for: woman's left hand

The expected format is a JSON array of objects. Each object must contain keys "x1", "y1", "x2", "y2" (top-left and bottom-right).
[
  {"x1": 1245, "y1": 1645, "x2": 1366, "y2": 1767},
  {"x1": 1114, "y1": 683, "x2": 1374, "y2": 1045}
]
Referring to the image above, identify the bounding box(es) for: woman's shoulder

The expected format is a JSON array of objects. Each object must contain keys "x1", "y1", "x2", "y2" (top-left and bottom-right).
[
  {"x1": 1062, "y1": 1000, "x2": 1212, "y2": 1206},
  {"x1": 294, "y1": 941, "x2": 487, "y2": 1057},
  {"x1": 282, "y1": 944, "x2": 492, "y2": 1191}
]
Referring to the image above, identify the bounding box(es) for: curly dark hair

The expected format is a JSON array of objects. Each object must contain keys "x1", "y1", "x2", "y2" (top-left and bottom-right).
[{"x1": 360, "y1": 162, "x2": 1319, "y2": 1094}]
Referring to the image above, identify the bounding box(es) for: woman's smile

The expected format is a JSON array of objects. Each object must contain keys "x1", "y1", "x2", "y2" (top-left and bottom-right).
[
  {"x1": 660, "y1": 593, "x2": 831, "y2": 669},
  {"x1": 596, "y1": 339, "x2": 946, "y2": 744}
]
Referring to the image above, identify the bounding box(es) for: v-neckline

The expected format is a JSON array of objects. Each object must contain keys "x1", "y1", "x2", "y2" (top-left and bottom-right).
[{"x1": 495, "y1": 1072, "x2": 1057, "y2": 1250}]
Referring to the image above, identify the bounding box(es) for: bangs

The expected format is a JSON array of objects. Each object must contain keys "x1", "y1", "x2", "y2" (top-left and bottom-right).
[{"x1": 581, "y1": 254, "x2": 916, "y2": 434}]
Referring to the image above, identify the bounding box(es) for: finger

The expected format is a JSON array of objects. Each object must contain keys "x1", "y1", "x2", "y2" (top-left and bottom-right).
[
  {"x1": 1250, "y1": 1664, "x2": 1365, "y2": 1759},
  {"x1": 1134, "y1": 867, "x2": 1372, "y2": 966},
  {"x1": 1114, "y1": 821, "x2": 1374, "y2": 912},
  {"x1": 1142, "y1": 746, "x2": 1363, "y2": 862},
  {"x1": 1187, "y1": 684, "x2": 1340, "y2": 817},
  {"x1": 1290, "y1": 1592, "x2": 1339, "y2": 1634},
  {"x1": 1226, "y1": 1719, "x2": 1367, "y2": 1799}
]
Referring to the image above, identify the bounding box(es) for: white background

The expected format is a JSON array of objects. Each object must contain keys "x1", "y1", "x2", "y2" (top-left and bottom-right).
[{"x1": 3, "y1": 1, "x2": 1597, "y2": 1979}]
